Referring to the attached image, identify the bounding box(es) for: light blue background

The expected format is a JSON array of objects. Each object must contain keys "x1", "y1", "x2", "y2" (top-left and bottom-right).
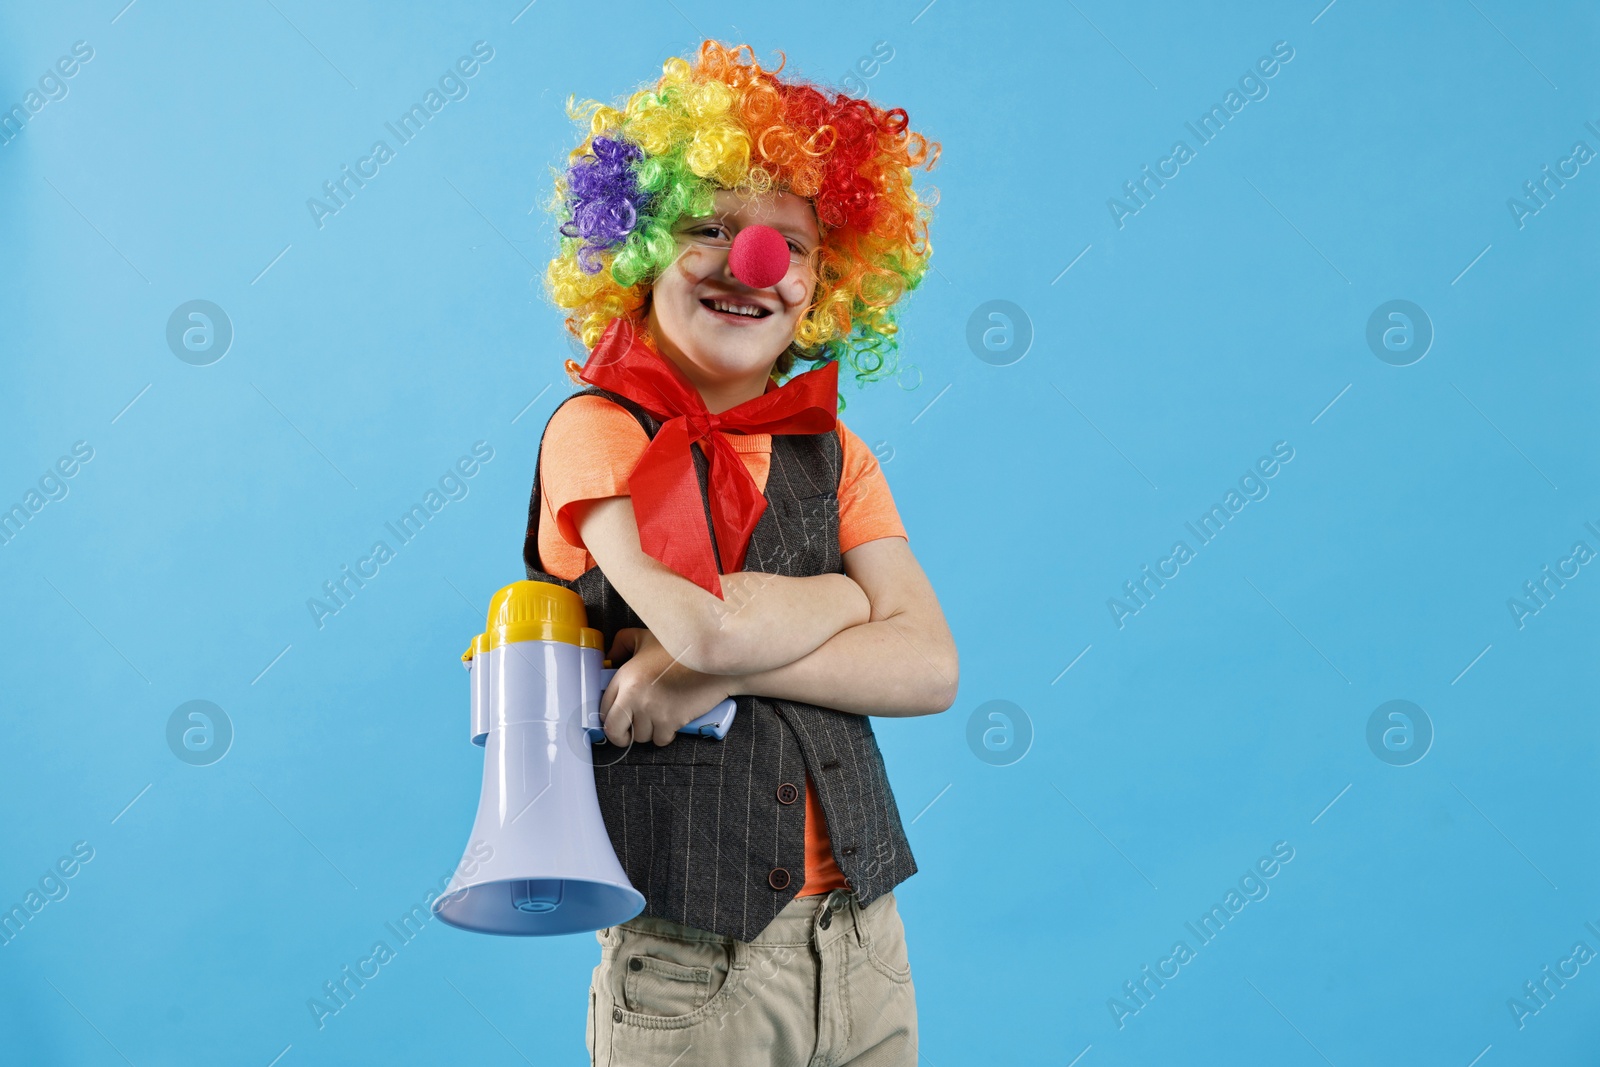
[{"x1": 2, "y1": 1, "x2": 1597, "y2": 1063}]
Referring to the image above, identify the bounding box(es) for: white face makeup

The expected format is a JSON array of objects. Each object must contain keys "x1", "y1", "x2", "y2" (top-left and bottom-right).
[{"x1": 643, "y1": 188, "x2": 821, "y2": 412}]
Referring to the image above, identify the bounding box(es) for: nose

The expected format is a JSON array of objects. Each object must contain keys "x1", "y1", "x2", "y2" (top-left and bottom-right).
[{"x1": 727, "y1": 224, "x2": 790, "y2": 290}]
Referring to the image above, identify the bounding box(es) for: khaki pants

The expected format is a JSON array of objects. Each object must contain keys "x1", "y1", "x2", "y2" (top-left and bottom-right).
[{"x1": 587, "y1": 889, "x2": 917, "y2": 1067}]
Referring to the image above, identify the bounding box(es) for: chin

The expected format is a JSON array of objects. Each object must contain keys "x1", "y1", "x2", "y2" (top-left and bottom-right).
[
  {"x1": 694, "y1": 338, "x2": 785, "y2": 376},
  {"x1": 688, "y1": 323, "x2": 792, "y2": 371}
]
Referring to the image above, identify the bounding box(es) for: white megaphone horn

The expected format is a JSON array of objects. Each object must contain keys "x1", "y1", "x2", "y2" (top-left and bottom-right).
[
  {"x1": 432, "y1": 580, "x2": 645, "y2": 936},
  {"x1": 433, "y1": 580, "x2": 739, "y2": 936}
]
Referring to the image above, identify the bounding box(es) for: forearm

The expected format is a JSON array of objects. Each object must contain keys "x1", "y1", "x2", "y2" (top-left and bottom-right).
[
  {"x1": 575, "y1": 497, "x2": 867, "y2": 676},
  {"x1": 702, "y1": 571, "x2": 869, "y2": 676},
  {"x1": 732, "y1": 609, "x2": 958, "y2": 717}
]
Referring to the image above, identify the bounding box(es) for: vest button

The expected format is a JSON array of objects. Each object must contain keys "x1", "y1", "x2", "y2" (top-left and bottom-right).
[
  {"x1": 767, "y1": 866, "x2": 792, "y2": 890},
  {"x1": 776, "y1": 782, "x2": 799, "y2": 805}
]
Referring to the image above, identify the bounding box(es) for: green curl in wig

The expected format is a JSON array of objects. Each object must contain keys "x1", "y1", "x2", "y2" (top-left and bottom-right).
[{"x1": 543, "y1": 40, "x2": 941, "y2": 391}]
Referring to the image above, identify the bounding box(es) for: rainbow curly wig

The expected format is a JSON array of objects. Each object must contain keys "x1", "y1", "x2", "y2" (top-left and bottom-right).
[{"x1": 543, "y1": 40, "x2": 940, "y2": 387}]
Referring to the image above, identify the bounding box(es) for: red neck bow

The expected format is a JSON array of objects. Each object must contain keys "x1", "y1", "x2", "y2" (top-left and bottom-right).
[{"x1": 578, "y1": 318, "x2": 839, "y2": 599}]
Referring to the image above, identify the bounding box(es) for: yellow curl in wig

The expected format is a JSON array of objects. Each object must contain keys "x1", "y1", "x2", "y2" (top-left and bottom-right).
[{"x1": 543, "y1": 40, "x2": 941, "y2": 388}]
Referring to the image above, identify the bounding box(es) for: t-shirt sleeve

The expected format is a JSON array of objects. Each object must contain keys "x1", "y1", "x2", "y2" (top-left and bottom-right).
[
  {"x1": 836, "y1": 419, "x2": 907, "y2": 553},
  {"x1": 539, "y1": 395, "x2": 650, "y2": 552}
]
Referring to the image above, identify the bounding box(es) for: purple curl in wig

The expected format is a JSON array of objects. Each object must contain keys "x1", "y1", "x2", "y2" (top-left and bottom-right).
[{"x1": 559, "y1": 134, "x2": 650, "y2": 275}]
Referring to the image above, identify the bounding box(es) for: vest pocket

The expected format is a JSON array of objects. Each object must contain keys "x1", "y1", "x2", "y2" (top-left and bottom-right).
[
  {"x1": 785, "y1": 491, "x2": 839, "y2": 527},
  {"x1": 601, "y1": 731, "x2": 728, "y2": 768}
]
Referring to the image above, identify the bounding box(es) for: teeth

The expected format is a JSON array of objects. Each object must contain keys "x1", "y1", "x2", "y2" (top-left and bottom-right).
[{"x1": 708, "y1": 300, "x2": 764, "y2": 318}]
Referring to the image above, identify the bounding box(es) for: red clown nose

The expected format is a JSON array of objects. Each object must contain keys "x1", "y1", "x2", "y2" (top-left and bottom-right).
[{"x1": 727, "y1": 225, "x2": 792, "y2": 290}]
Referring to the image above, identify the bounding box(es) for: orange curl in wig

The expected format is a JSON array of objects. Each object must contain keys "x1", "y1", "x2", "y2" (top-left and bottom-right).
[{"x1": 543, "y1": 41, "x2": 940, "y2": 388}]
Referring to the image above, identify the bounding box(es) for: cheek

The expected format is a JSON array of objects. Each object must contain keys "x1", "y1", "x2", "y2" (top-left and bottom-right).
[
  {"x1": 655, "y1": 261, "x2": 701, "y2": 310},
  {"x1": 675, "y1": 246, "x2": 718, "y2": 278},
  {"x1": 775, "y1": 270, "x2": 815, "y2": 310}
]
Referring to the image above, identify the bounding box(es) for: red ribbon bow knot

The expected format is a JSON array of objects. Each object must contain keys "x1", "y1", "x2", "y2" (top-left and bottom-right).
[{"x1": 577, "y1": 318, "x2": 839, "y2": 598}]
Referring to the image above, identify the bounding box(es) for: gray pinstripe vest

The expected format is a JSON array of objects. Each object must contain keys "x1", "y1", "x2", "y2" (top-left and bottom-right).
[{"x1": 522, "y1": 385, "x2": 917, "y2": 943}]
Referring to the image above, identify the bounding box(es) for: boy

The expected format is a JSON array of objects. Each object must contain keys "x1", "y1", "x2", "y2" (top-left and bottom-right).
[{"x1": 523, "y1": 41, "x2": 955, "y2": 1066}]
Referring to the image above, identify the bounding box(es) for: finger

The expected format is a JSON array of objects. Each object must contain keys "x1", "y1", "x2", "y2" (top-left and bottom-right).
[
  {"x1": 630, "y1": 706, "x2": 653, "y2": 748},
  {"x1": 609, "y1": 627, "x2": 641, "y2": 663},
  {"x1": 603, "y1": 702, "x2": 633, "y2": 748},
  {"x1": 646, "y1": 708, "x2": 671, "y2": 747},
  {"x1": 634, "y1": 704, "x2": 678, "y2": 748},
  {"x1": 652, "y1": 716, "x2": 676, "y2": 747}
]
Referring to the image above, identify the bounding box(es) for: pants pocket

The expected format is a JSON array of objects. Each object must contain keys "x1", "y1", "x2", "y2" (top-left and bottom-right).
[
  {"x1": 862, "y1": 893, "x2": 913, "y2": 984},
  {"x1": 587, "y1": 985, "x2": 597, "y2": 1059},
  {"x1": 624, "y1": 953, "x2": 714, "y2": 1018},
  {"x1": 610, "y1": 923, "x2": 735, "y2": 1026}
]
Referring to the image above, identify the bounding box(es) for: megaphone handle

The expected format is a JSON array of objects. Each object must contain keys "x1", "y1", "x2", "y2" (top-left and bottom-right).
[
  {"x1": 680, "y1": 698, "x2": 737, "y2": 740},
  {"x1": 589, "y1": 670, "x2": 736, "y2": 742}
]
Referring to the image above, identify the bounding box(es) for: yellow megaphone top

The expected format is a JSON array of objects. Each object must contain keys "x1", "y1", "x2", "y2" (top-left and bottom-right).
[{"x1": 461, "y1": 580, "x2": 603, "y2": 662}]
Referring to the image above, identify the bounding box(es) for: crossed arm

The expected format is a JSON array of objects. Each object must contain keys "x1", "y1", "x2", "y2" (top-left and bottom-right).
[{"x1": 574, "y1": 495, "x2": 959, "y2": 747}]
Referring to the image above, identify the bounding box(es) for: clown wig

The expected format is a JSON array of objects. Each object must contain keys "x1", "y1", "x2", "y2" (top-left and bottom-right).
[{"x1": 543, "y1": 41, "x2": 940, "y2": 387}]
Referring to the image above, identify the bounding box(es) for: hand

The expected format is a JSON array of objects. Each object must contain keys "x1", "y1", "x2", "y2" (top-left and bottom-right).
[{"x1": 600, "y1": 628, "x2": 736, "y2": 748}]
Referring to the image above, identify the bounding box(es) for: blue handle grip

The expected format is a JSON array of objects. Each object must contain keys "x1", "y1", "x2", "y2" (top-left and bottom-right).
[{"x1": 587, "y1": 668, "x2": 736, "y2": 742}]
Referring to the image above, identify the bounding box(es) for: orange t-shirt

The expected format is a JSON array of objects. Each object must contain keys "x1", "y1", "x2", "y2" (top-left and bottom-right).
[{"x1": 536, "y1": 393, "x2": 907, "y2": 897}]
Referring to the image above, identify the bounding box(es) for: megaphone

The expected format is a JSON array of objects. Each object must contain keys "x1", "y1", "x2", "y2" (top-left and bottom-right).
[{"x1": 432, "y1": 580, "x2": 735, "y2": 936}]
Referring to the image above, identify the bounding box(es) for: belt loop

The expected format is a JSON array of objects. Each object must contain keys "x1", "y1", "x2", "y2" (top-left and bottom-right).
[
  {"x1": 730, "y1": 935, "x2": 748, "y2": 972},
  {"x1": 850, "y1": 891, "x2": 868, "y2": 948},
  {"x1": 816, "y1": 888, "x2": 847, "y2": 931}
]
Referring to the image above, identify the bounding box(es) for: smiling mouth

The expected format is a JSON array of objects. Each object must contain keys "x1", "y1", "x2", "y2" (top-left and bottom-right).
[{"x1": 700, "y1": 298, "x2": 772, "y2": 321}]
